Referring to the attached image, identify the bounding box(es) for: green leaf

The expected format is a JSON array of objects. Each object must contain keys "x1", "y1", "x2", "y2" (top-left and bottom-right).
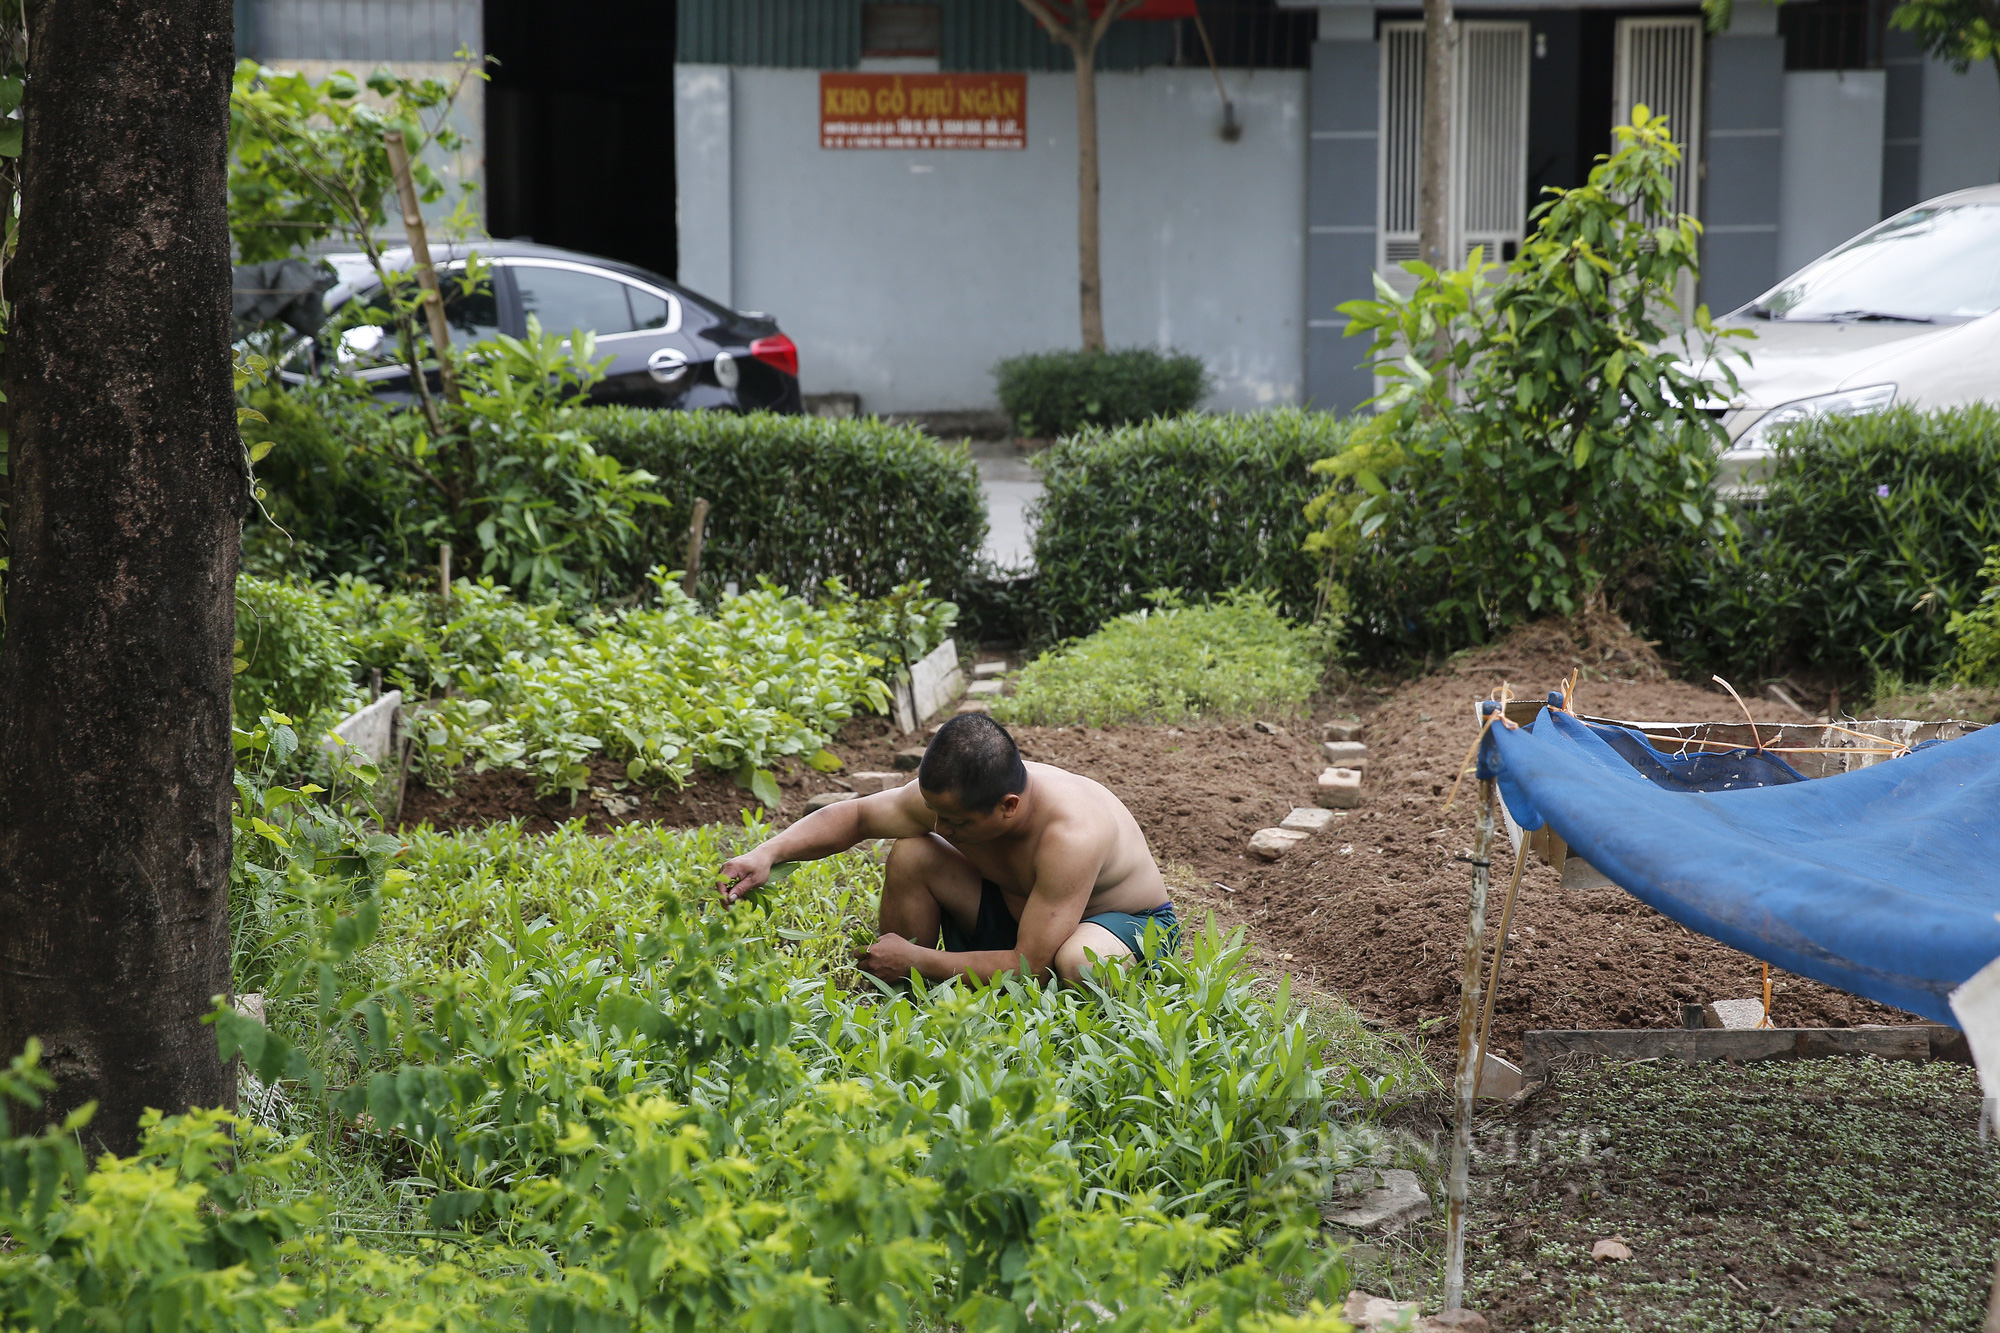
[{"x1": 750, "y1": 768, "x2": 781, "y2": 809}]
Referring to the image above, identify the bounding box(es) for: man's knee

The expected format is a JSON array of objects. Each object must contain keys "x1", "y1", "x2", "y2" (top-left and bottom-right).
[{"x1": 1053, "y1": 922, "x2": 1133, "y2": 984}]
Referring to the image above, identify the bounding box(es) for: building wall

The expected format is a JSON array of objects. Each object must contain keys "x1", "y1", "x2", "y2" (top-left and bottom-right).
[
  {"x1": 681, "y1": 64, "x2": 1307, "y2": 414},
  {"x1": 1916, "y1": 54, "x2": 2000, "y2": 200},
  {"x1": 1778, "y1": 70, "x2": 1885, "y2": 277}
]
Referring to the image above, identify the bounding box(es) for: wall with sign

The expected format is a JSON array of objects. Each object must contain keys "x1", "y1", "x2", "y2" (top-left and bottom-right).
[{"x1": 676, "y1": 64, "x2": 1307, "y2": 415}]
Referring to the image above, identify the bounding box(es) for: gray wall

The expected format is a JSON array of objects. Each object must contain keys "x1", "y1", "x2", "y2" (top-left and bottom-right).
[
  {"x1": 1703, "y1": 26, "x2": 1784, "y2": 313},
  {"x1": 680, "y1": 65, "x2": 1308, "y2": 414},
  {"x1": 1918, "y1": 54, "x2": 2000, "y2": 199},
  {"x1": 241, "y1": 0, "x2": 479, "y2": 61},
  {"x1": 1778, "y1": 71, "x2": 1885, "y2": 276}
]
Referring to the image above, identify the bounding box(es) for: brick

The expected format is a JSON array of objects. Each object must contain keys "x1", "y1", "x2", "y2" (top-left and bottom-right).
[
  {"x1": 804, "y1": 791, "x2": 858, "y2": 812},
  {"x1": 1280, "y1": 806, "x2": 1336, "y2": 834},
  {"x1": 848, "y1": 772, "x2": 907, "y2": 795},
  {"x1": 971, "y1": 661, "x2": 1008, "y2": 679},
  {"x1": 1248, "y1": 827, "x2": 1311, "y2": 860},
  {"x1": 1317, "y1": 766, "x2": 1362, "y2": 809},
  {"x1": 1322, "y1": 720, "x2": 1365, "y2": 744},
  {"x1": 955, "y1": 700, "x2": 991, "y2": 715},
  {"x1": 892, "y1": 746, "x2": 927, "y2": 771},
  {"x1": 1322, "y1": 740, "x2": 1369, "y2": 767},
  {"x1": 965, "y1": 679, "x2": 1005, "y2": 697},
  {"x1": 1705, "y1": 998, "x2": 1767, "y2": 1030}
]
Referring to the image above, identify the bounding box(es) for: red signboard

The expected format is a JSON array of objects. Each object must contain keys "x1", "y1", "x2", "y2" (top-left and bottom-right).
[{"x1": 820, "y1": 73, "x2": 1027, "y2": 150}]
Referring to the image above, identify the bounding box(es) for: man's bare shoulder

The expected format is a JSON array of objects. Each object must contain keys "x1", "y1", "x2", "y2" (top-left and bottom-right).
[{"x1": 1023, "y1": 762, "x2": 1127, "y2": 839}]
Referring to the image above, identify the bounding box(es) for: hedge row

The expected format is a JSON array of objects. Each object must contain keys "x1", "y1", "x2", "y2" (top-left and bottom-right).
[
  {"x1": 1661, "y1": 404, "x2": 2000, "y2": 685},
  {"x1": 1022, "y1": 409, "x2": 1354, "y2": 643},
  {"x1": 581, "y1": 408, "x2": 987, "y2": 601}
]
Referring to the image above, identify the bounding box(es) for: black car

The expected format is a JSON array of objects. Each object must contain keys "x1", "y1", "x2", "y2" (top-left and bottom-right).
[{"x1": 287, "y1": 240, "x2": 802, "y2": 414}]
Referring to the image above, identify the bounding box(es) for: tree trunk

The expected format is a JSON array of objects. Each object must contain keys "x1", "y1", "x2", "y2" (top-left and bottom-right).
[
  {"x1": 0, "y1": 0, "x2": 240, "y2": 1154},
  {"x1": 1074, "y1": 40, "x2": 1107, "y2": 352},
  {"x1": 1419, "y1": 0, "x2": 1457, "y2": 270}
]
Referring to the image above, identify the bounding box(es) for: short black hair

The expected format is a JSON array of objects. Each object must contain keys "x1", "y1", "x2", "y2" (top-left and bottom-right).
[{"x1": 918, "y1": 713, "x2": 1028, "y2": 812}]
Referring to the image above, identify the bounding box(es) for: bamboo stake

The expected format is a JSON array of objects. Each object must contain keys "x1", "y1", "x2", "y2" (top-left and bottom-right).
[
  {"x1": 1442, "y1": 777, "x2": 1496, "y2": 1313},
  {"x1": 1473, "y1": 835, "x2": 1532, "y2": 1100},
  {"x1": 681, "y1": 498, "x2": 710, "y2": 599},
  {"x1": 383, "y1": 130, "x2": 461, "y2": 406}
]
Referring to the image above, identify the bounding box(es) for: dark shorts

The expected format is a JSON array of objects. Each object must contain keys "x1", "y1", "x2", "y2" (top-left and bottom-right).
[{"x1": 940, "y1": 880, "x2": 1182, "y2": 961}]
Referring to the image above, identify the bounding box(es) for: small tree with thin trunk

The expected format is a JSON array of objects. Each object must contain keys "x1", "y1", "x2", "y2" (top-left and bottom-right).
[
  {"x1": 1015, "y1": 0, "x2": 1150, "y2": 352},
  {"x1": 0, "y1": 0, "x2": 241, "y2": 1154},
  {"x1": 1420, "y1": 0, "x2": 1457, "y2": 270},
  {"x1": 1889, "y1": 0, "x2": 2000, "y2": 179}
]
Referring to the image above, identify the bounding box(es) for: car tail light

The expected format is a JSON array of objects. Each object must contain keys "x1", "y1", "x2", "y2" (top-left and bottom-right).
[{"x1": 749, "y1": 333, "x2": 798, "y2": 378}]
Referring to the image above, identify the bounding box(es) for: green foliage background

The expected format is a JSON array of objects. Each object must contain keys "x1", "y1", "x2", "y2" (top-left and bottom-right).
[
  {"x1": 993, "y1": 347, "x2": 1210, "y2": 439},
  {"x1": 1661, "y1": 405, "x2": 2000, "y2": 685},
  {"x1": 1026, "y1": 410, "x2": 1353, "y2": 644}
]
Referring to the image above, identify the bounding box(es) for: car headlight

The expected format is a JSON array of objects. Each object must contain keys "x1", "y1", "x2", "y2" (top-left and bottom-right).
[{"x1": 1731, "y1": 384, "x2": 1897, "y2": 454}]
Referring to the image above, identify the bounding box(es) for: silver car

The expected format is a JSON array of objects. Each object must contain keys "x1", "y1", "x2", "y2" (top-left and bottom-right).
[{"x1": 1704, "y1": 184, "x2": 2000, "y2": 490}]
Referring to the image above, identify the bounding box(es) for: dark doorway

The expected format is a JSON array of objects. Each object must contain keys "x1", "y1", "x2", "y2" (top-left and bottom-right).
[
  {"x1": 485, "y1": 0, "x2": 678, "y2": 279},
  {"x1": 1525, "y1": 10, "x2": 1618, "y2": 209}
]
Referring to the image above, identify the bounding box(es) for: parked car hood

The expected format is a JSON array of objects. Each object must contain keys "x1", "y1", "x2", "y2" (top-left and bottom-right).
[{"x1": 1695, "y1": 317, "x2": 1947, "y2": 410}]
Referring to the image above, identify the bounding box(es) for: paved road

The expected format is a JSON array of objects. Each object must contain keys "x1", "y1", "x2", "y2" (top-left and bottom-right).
[{"x1": 969, "y1": 441, "x2": 1042, "y2": 570}]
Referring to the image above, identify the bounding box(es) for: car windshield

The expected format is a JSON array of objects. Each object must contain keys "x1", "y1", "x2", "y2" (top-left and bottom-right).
[{"x1": 1747, "y1": 203, "x2": 2000, "y2": 323}]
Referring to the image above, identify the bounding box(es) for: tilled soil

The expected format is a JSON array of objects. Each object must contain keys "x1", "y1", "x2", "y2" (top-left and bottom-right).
[{"x1": 399, "y1": 622, "x2": 1914, "y2": 1046}]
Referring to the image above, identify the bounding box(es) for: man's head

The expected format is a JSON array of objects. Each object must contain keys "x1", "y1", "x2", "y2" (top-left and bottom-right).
[{"x1": 917, "y1": 713, "x2": 1029, "y2": 841}]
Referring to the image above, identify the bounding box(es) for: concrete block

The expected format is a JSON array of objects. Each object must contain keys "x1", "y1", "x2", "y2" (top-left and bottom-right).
[
  {"x1": 1322, "y1": 740, "x2": 1369, "y2": 767},
  {"x1": 1281, "y1": 806, "x2": 1337, "y2": 834},
  {"x1": 1706, "y1": 998, "x2": 1768, "y2": 1029},
  {"x1": 1322, "y1": 721, "x2": 1365, "y2": 743},
  {"x1": 1478, "y1": 1048, "x2": 1524, "y2": 1099},
  {"x1": 1248, "y1": 827, "x2": 1311, "y2": 860},
  {"x1": 955, "y1": 700, "x2": 991, "y2": 715},
  {"x1": 971, "y1": 661, "x2": 1008, "y2": 679},
  {"x1": 965, "y1": 679, "x2": 1005, "y2": 698},
  {"x1": 322, "y1": 690, "x2": 402, "y2": 763},
  {"x1": 892, "y1": 746, "x2": 927, "y2": 771},
  {"x1": 1253, "y1": 720, "x2": 1286, "y2": 735},
  {"x1": 1317, "y1": 766, "x2": 1362, "y2": 808},
  {"x1": 848, "y1": 771, "x2": 908, "y2": 795},
  {"x1": 804, "y1": 791, "x2": 858, "y2": 812},
  {"x1": 233, "y1": 992, "x2": 266, "y2": 1024},
  {"x1": 1323, "y1": 1168, "x2": 1431, "y2": 1235},
  {"x1": 908, "y1": 638, "x2": 964, "y2": 726}
]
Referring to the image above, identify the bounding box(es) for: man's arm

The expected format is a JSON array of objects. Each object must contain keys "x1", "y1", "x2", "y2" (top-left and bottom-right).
[
  {"x1": 859, "y1": 826, "x2": 1100, "y2": 984},
  {"x1": 718, "y1": 782, "x2": 934, "y2": 901}
]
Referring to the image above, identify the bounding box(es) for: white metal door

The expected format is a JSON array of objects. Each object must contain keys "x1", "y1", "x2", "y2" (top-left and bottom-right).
[
  {"x1": 1377, "y1": 21, "x2": 1531, "y2": 291},
  {"x1": 1614, "y1": 17, "x2": 1703, "y2": 220}
]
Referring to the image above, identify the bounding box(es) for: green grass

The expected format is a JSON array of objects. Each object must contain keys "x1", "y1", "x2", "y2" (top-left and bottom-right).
[{"x1": 992, "y1": 590, "x2": 1326, "y2": 727}]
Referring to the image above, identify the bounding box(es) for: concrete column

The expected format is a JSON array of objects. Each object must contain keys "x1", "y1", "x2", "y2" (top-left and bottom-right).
[
  {"x1": 1702, "y1": 4, "x2": 1784, "y2": 312},
  {"x1": 1304, "y1": 9, "x2": 1378, "y2": 413},
  {"x1": 1917, "y1": 52, "x2": 2000, "y2": 198},
  {"x1": 674, "y1": 64, "x2": 734, "y2": 305},
  {"x1": 1881, "y1": 28, "x2": 1925, "y2": 216}
]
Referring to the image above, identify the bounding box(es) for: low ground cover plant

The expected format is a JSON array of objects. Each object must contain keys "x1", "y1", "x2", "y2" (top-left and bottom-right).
[
  {"x1": 290, "y1": 571, "x2": 953, "y2": 803},
  {"x1": 1661, "y1": 405, "x2": 2000, "y2": 688},
  {"x1": 995, "y1": 590, "x2": 1328, "y2": 727},
  {"x1": 150, "y1": 741, "x2": 1390, "y2": 1330},
  {"x1": 1312, "y1": 108, "x2": 1736, "y2": 661},
  {"x1": 994, "y1": 347, "x2": 1208, "y2": 439},
  {"x1": 1028, "y1": 409, "x2": 1352, "y2": 643}
]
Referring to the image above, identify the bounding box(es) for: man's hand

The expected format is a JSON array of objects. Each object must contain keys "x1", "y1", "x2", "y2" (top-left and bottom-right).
[
  {"x1": 854, "y1": 932, "x2": 931, "y2": 982},
  {"x1": 718, "y1": 850, "x2": 772, "y2": 903}
]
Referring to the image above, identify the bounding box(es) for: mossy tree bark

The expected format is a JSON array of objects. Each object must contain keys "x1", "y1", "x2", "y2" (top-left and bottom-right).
[{"x1": 0, "y1": 0, "x2": 241, "y2": 1153}]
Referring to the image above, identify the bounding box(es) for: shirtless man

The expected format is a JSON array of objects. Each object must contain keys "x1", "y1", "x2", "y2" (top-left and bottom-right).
[{"x1": 718, "y1": 713, "x2": 1178, "y2": 984}]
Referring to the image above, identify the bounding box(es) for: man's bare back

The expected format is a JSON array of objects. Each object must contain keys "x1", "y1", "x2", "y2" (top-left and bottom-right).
[{"x1": 718, "y1": 717, "x2": 1176, "y2": 985}]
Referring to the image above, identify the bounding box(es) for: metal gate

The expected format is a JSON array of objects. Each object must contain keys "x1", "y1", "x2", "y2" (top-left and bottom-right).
[
  {"x1": 1377, "y1": 21, "x2": 1531, "y2": 289},
  {"x1": 1613, "y1": 16, "x2": 1704, "y2": 220}
]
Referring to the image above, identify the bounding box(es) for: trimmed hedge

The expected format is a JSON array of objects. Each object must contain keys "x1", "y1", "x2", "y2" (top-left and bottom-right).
[
  {"x1": 1025, "y1": 409, "x2": 1354, "y2": 642},
  {"x1": 1661, "y1": 405, "x2": 2000, "y2": 684},
  {"x1": 994, "y1": 347, "x2": 1208, "y2": 439},
  {"x1": 581, "y1": 409, "x2": 987, "y2": 600}
]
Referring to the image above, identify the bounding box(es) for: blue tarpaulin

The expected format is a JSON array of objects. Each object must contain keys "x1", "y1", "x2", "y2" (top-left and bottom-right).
[{"x1": 1476, "y1": 703, "x2": 2000, "y2": 1027}]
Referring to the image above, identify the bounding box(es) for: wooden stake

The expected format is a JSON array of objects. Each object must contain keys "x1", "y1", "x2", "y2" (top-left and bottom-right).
[
  {"x1": 383, "y1": 130, "x2": 461, "y2": 406},
  {"x1": 1443, "y1": 777, "x2": 1496, "y2": 1312},
  {"x1": 1473, "y1": 835, "x2": 1532, "y2": 1099},
  {"x1": 439, "y1": 542, "x2": 452, "y2": 600},
  {"x1": 682, "y1": 497, "x2": 710, "y2": 599}
]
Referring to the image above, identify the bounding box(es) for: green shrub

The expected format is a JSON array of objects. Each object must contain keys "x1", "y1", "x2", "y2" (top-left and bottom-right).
[
  {"x1": 993, "y1": 590, "x2": 1329, "y2": 727},
  {"x1": 583, "y1": 408, "x2": 987, "y2": 601},
  {"x1": 233, "y1": 575, "x2": 356, "y2": 731},
  {"x1": 994, "y1": 347, "x2": 1209, "y2": 439},
  {"x1": 1315, "y1": 107, "x2": 1735, "y2": 662},
  {"x1": 1027, "y1": 409, "x2": 1353, "y2": 643},
  {"x1": 1663, "y1": 405, "x2": 2000, "y2": 684},
  {"x1": 1948, "y1": 546, "x2": 2000, "y2": 685}
]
